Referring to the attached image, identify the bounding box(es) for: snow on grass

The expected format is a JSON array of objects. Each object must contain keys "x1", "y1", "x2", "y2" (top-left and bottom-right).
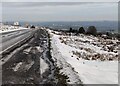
[
  {"x1": 58, "y1": 34, "x2": 118, "y2": 61},
  {"x1": 50, "y1": 31, "x2": 118, "y2": 84}
]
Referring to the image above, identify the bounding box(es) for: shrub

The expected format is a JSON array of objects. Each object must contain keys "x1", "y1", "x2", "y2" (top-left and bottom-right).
[
  {"x1": 79, "y1": 27, "x2": 85, "y2": 33},
  {"x1": 87, "y1": 26, "x2": 97, "y2": 36},
  {"x1": 97, "y1": 32, "x2": 102, "y2": 36},
  {"x1": 69, "y1": 27, "x2": 72, "y2": 32},
  {"x1": 31, "y1": 25, "x2": 35, "y2": 28}
]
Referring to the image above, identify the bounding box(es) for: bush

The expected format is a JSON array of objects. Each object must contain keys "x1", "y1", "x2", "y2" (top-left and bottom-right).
[
  {"x1": 106, "y1": 32, "x2": 110, "y2": 36},
  {"x1": 116, "y1": 34, "x2": 120, "y2": 40},
  {"x1": 69, "y1": 27, "x2": 72, "y2": 32},
  {"x1": 97, "y1": 32, "x2": 102, "y2": 36},
  {"x1": 79, "y1": 27, "x2": 85, "y2": 33},
  {"x1": 31, "y1": 25, "x2": 35, "y2": 28},
  {"x1": 87, "y1": 26, "x2": 97, "y2": 36}
]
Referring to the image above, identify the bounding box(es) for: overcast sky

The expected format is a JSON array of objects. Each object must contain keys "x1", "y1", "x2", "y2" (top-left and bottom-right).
[
  {"x1": 1, "y1": 0, "x2": 119, "y2": 2},
  {"x1": 1, "y1": 1, "x2": 118, "y2": 22}
]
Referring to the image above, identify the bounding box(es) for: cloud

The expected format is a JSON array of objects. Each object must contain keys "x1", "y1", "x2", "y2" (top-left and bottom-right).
[
  {"x1": 2, "y1": 2, "x2": 118, "y2": 22},
  {"x1": 2, "y1": 2, "x2": 117, "y2": 8},
  {"x1": 2, "y1": 2, "x2": 89, "y2": 8},
  {"x1": 1, "y1": 0, "x2": 120, "y2": 2}
]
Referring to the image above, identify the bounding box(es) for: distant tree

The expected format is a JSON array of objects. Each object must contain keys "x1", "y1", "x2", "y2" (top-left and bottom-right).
[
  {"x1": 87, "y1": 26, "x2": 97, "y2": 36},
  {"x1": 69, "y1": 27, "x2": 73, "y2": 32},
  {"x1": 106, "y1": 32, "x2": 114, "y2": 37},
  {"x1": 106, "y1": 32, "x2": 113, "y2": 39},
  {"x1": 79, "y1": 27, "x2": 85, "y2": 33}
]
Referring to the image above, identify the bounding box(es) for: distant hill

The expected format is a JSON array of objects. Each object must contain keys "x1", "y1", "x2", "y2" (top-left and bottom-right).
[{"x1": 6, "y1": 21, "x2": 118, "y2": 32}]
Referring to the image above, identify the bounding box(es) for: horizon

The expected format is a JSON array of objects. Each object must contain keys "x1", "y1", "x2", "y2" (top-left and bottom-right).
[{"x1": 2, "y1": 20, "x2": 118, "y2": 23}]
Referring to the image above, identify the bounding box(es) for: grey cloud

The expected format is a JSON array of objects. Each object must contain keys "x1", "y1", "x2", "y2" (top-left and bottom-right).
[
  {"x1": 2, "y1": 2, "x2": 116, "y2": 8},
  {"x1": 2, "y1": 2, "x2": 90, "y2": 8},
  {"x1": 1, "y1": 0, "x2": 119, "y2": 2},
  {"x1": 2, "y1": 2, "x2": 117, "y2": 22}
]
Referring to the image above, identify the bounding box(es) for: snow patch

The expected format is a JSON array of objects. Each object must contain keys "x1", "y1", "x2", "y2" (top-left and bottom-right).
[
  {"x1": 36, "y1": 46, "x2": 43, "y2": 53},
  {"x1": 13, "y1": 62, "x2": 22, "y2": 72},
  {"x1": 40, "y1": 58, "x2": 49, "y2": 74}
]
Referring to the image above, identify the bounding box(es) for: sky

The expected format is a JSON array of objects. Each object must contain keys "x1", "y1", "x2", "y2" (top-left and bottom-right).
[
  {"x1": 1, "y1": 0, "x2": 119, "y2": 22},
  {"x1": 1, "y1": 0, "x2": 119, "y2": 2}
]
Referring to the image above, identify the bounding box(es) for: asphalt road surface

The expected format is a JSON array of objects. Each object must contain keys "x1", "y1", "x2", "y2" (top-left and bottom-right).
[
  {"x1": 0, "y1": 29, "x2": 36, "y2": 54},
  {"x1": 2, "y1": 28, "x2": 56, "y2": 85}
]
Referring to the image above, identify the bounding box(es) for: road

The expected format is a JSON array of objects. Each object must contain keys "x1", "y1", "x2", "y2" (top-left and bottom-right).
[
  {"x1": 1, "y1": 28, "x2": 56, "y2": 85},
  {"x1": 0, "y1": 29, "x2": 36, "y2": 54}
]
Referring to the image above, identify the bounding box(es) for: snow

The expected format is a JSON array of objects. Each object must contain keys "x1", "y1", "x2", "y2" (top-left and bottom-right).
[
  {"x1": 50, "y1": 31, "x2": 118, "y2": 84},
  {"x1": 36, "y1": 46, "x2": 43, "y2": 53},
  {"x1": 25, "y1": 61, "x2": 34, "y2": 71},
  {"x1": 51, "y1": 38, "x2": 82, "y2": 84},
  {"x1": 40, "y1": 58, "x2": 49, "y2": 74},
  {"x1": 66, "y1": 58, "x2": 118, "y2": 84},
  {"x1": 13, "y1": 62, "x2": 23, "y2": 72},
  {"x1": 23, "y1": 47, "x2": 32, "y2": 54},
  {"x1": 0, "y1": 26, "x2": 29, "y2": 34},
  {"x1": 13, "y1": 61, "x2": 35, "y2": 72}
]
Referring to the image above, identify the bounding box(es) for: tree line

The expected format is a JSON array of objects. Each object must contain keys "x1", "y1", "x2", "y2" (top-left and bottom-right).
[
  {"x1": 69, "y1": 26, "x2": 97, "y2": 36},
  {"x1": 68, "y1": 26, "x2": 120, "y2": 40}
]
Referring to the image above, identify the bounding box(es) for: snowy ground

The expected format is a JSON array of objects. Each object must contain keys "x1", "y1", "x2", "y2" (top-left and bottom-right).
[
  {"x1": 49, "y1": 30, "x2": 119, "y2": 84},
  {"x1": 40, "y1": 57, "x2": 49, "y2": 74}
]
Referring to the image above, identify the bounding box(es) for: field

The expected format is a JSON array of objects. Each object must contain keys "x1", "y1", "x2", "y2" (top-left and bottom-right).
[{"x1": 48, "y1": 29, "x2": 119, "y2": 84}]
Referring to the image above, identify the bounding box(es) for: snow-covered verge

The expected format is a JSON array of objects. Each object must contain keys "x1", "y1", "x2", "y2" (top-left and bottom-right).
[
  {"x1": 49, "y1": 29, "x2": 119, "y2": 84},
  {"x1": 0, "y1": 26, "x2": 29, "y2": 33},
  {"x1": 51, "y1": 37, "x2": 82, "y2": 84}
]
